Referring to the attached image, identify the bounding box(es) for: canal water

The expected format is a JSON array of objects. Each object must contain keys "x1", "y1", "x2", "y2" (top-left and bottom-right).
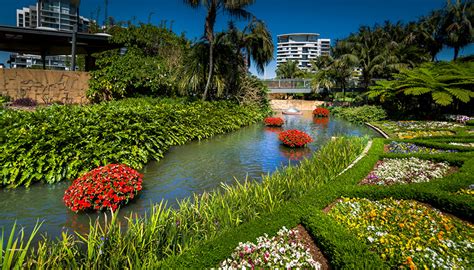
[{"x1": 0, "y1": 112, "x2": 380, "y2": 238}]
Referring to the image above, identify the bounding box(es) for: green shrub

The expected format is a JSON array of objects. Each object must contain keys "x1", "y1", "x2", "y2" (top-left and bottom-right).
[
  {"x1": 331, "y1": 105, "x2": 387, "y2": 124},
  {"x1": 466, "y1": 119, "x2": 474, "y2": 126},
  {"x1": 1, "y1": 98, "x2": 266, "y2": 187}
]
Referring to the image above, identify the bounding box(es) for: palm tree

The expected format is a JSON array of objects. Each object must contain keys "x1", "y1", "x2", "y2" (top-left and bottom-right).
[
  {"x1": 240, "y1": 19, "x2": 274, "y2": 74},
  {"x1": 225, "y1": 19, "x2": 274, "y2": 74},
  {"x1": 183, "y1": 0, "x2": 255, "y2": 101},
  {"x1": 276, "y1": 60, "x2": 302, "y2": 79},
  {"x1": 417, "y1": 11, "x2": 444, "y2": 61},
  {"x1": 439, "y1": 0, "x2": 473, "y2": 60}
]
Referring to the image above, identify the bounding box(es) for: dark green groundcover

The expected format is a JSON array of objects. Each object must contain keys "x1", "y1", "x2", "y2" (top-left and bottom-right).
[{"x1": 1, "y1": 97, "x2": 267, "y2": 188}]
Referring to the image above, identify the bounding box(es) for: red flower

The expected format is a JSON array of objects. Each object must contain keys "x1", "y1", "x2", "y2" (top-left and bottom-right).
[
  {"x1": 263, "y1": 117, "x2": 284, "y2": 127},
  {"x1": 63, "y1": 164, "x2": 143, "y2": 213},
  {"x1": 278, "y1": 129, "x2": 313, "y2": 148},
  {"x1": 313, "y1": 107, "x2": 330, "y2": 117}
]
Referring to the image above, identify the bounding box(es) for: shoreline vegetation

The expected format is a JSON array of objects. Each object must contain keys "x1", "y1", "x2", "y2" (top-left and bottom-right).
[
  {"x1": 1, "y1": 136, "x2": 368, "y2": 268},
  {"x1": 1, "y1": 97, "x2": 267, "y2": 188}
]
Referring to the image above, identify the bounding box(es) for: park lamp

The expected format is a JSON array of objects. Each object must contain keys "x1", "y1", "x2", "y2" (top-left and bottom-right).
[{"x1": 70, "y1": 0, "x2": 81, "y2": 71}]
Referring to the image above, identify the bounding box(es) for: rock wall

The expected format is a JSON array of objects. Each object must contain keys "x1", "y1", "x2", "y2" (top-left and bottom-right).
[
  {"x1": 270, "y1": 99, "x2": 324, "y2": 111},
  {"x1": 0, "y1": 69, "x2": 89, "y2": 104}
]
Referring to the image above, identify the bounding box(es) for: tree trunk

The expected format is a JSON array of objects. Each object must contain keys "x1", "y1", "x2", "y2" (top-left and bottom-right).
[
  {"x1": 203, "y1": 41, "x2": 214, "y2": 101},
  {"x1": 453, "y1": 47, "x2": 459, "y2": 60},
  {"x1": 202, "y1": 1, "x2": 217, "y2": 101}
]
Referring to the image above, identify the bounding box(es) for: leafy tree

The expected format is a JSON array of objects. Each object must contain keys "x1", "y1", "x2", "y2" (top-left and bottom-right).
[
  {"x1": 183, "y1": 0, "x2": 255, "y2": 101},
  {"x1": 88, "y1": 23, "x2": 189, "y2": 101}
]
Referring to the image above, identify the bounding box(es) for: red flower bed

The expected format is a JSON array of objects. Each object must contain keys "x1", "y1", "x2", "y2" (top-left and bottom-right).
[
  {"x1": 63, "y1": 164, "x2": 143, "y2": 212},
  {"x1": 264, "y1": 117, "x2": 284, "y2": 127},
  {"x1": 313, "y1": 107, "x2": 330, "y2": 117},
  {"x1": 278, "y1": 129, "x2": 313, "y2": 148}
]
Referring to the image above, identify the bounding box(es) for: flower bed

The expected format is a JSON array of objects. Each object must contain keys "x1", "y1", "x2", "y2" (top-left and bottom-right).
[
  {"x1": 264, "y1": 117, "x2": 284, "y2": 127},
  {"x1": 313, "y1": 107, "x2": 330, "y2": 117},
  {"x1": 220, "y1": 226, "x2": 321, "y2": 269},
  {"x1": 278, "y1": 129, "x2": 313, "y2": 148},
  {"x1": 361, "y1": 157, "x2": 450, "y2": 185},
  {"x1": 328, "y1": 198, "x2": 474, "y2": 269},
  {"x1": 396, "y1": 130, "x2": 455, "y2": 139},
  {"x1": 381, "y1": 121, "x2": 463, "y2": 131},
  {"x1": 386, "y1": 141, "x2": 457, "y2": 154},
  {"x1": 63, "y1": 164, "x2": 143, "y2": 212}
]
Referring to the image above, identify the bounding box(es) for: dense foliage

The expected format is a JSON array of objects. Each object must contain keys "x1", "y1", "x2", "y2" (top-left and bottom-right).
[
  {"x1": 263, "y1": 117, "x2": 284, "y2": 127},
  {"x1": 88, "y1": 24, "x2": 190, "y2": 102},
  {"x1": 63, "y1": 164, "x2": 143, "y2": 212},
  {"x1": 278, "y1": 130, "x2": 313, "y2": 148},
  {"x1": 1, "y1": 98, "x2": 266, "y2": 188},
  {"x1": 331, "y1": 105, "x2": 387, "y2": 124}
]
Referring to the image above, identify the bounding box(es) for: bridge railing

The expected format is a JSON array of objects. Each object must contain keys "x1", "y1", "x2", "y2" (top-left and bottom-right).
[{"x1": 262, "y1": 79, "x2": 312, "y2": 89}]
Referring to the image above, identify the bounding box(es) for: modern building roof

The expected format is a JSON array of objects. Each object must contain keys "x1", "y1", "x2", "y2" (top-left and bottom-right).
[
  {"x1": 277, "y1": 33, "x2": 320, "y2": 37},
  {"x1": 0, "y1": 25, "x2": 118, "y2": 56}
]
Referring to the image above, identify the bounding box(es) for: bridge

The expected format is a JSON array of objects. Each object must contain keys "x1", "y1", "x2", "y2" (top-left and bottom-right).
[{"x1": 262, "y1": 79, "x2": 313, "y2": 94}]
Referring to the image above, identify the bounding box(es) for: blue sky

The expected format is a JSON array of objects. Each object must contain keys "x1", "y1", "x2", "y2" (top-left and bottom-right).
[{"x1": 1, "y1": 0, "x2": 473, "y2": 78}]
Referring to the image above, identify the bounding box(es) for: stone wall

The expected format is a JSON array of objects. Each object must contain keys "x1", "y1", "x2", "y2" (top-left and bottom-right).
[
  {"x1": 0, "y1": 69, "x2": 89, "y2": 104},
  {"x1": 270, "y1": 99, "x2": 324, "y2": 111}
]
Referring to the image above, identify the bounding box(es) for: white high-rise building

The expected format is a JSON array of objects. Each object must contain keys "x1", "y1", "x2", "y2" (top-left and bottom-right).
[
  {"x1": 17, "y1": 0, "x2": 90, "y2": 32},
  {"x1": 276, "y1": 33, "x2": 331, "y2": 71},
  {"x1": 11, "y1": 0, "x2": 91, "y2": 70}
]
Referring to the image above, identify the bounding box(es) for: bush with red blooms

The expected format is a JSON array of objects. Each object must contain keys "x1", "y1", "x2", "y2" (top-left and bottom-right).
[
  {"x1": 264, "y1": 117, "x2": 284, "y2": 127},
  {"x1": 278, "y1": 129, "x2": 313, "y2": 148},
  {"x1": 63, "y1": 164, "x2": 143, "y2": 212},
  {"x1": 313, "y1": 107, "x2": 330, "y2": 117}
]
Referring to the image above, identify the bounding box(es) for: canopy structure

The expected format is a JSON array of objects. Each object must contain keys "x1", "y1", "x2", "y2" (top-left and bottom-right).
[{"x1": 0, "y1": 25, "x2": 120, "y2": 70}]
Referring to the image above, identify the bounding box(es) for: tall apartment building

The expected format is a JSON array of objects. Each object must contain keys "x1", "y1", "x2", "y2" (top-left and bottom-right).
[
  {"x1": 17, "y1": 0, "x2": 90, "y2": 32},
  {"x1": 276, "y1": 33, "x2": 331, "y2": 71},
  {"x1": 11, "y1": 0, "x2": 91, "y2": 69}
]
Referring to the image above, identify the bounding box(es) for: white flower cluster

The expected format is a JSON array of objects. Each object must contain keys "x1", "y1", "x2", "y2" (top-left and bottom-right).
[
  {"x1": 383, "y1": 121, "x2": 463, "y2": 132},
  {"x1": 220, "y1": 226, "x2": 321, "y2": 269},
  {"x1": 449, "y1": 142, "x2": 474, "y2": 147},
  {"x1": 365, "y1": 157, "x2": 450, "y2": 185}
]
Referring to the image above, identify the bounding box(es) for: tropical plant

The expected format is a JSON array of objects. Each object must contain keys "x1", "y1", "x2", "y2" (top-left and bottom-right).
[
  {"x1": 1, "y1": 98, "x2": 266, "y2": 188},
  {"x1": 439, "y1": 0, "x2": 473, "y2": 60},
  {"x1": 368, "y1": 61, "x2": 474, "y2": 106},
  {"x1": 183, "y1": 0, "x2": 256, "y2": 101},
  {"x1": 63, "y1": 164, "x2": 143, "y2": 212}
]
